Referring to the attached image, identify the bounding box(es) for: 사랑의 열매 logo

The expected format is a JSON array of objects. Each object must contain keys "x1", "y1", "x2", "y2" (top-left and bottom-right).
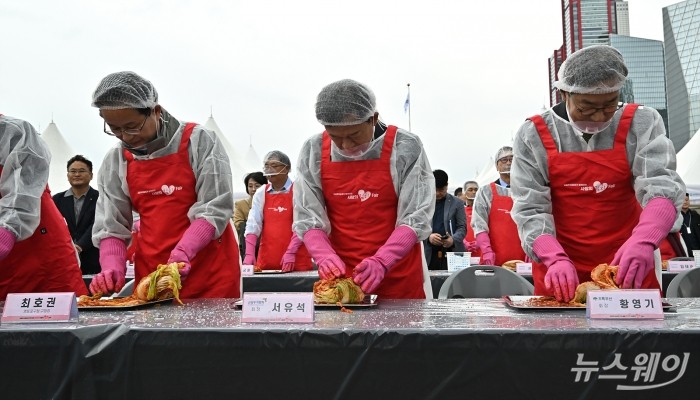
[
  {"x1": 358, "y1": 189, "x2": 373, "y2": 202},
  {"x1": 162, "y1": 185, "x2": 175, "y2": 195},
  {"x1": 593, "y1": 181, "x2": 608, "y2": 193}
]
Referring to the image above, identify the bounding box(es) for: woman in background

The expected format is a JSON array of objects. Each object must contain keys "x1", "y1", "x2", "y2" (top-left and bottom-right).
[{"x1": 233, "y1": 172, "x2": 267, "y2": 257}]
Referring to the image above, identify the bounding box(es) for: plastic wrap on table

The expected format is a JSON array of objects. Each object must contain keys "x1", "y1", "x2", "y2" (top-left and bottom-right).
[{"x1": 2, "y1": 298, "x2": 700, "y2": 399}]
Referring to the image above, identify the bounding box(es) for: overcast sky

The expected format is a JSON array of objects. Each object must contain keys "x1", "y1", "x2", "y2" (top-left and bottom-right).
[{"x1": 0, "y1": 0, "x2": 682, "y2": 190}]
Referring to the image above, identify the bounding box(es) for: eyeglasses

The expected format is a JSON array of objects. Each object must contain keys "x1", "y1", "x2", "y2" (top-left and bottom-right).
[
  {"x1": 572, "y1": 99, "x2": 623, "y2": 117},
  {"x1": 68, "y1": 169, "x2": 89, "y2": 175},
  {"x1": 104, "y1": 115, "x2": 149, "y2": 136},
  {"x1": 264, "y1": 163, "x2": 287, "y2": 170},
  {"x1": 497, "y1": 157, "x2": 513, "y2": 164}
]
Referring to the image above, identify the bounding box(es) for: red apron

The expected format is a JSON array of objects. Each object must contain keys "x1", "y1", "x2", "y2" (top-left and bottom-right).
[
  {"x1": 659, "y1": 233, "x2": 684, "y2": 260},
  {"x1": 463, "y1": 205, "x2": 481, "y2": 257},
  {"x1": 320, "y1": 126, "x2": 425, "y2": 299},
  {"x1": 256, "y1": 183, "x2": 311, "y2": 270},
  {"x1": 529, "y1": 104, "x2": 660, "y2": 295},
  {"x1": 124, "y1": 123, "x2": 240, "y2": 298},
  {"x1": 487, "y1": 182, "x2": 526, "y2": 265},
  {"x1": 0, "y1": 173, "x2": 87, "y2": 300}
]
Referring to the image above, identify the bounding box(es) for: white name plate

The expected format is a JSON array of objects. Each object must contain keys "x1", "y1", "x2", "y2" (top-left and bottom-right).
[
  {"x1": 241, "y1": 292, "x2": 314, "y2": 323},
  {"x1": 447, "y1": 252, "x2": 471, "y2": 272},
  {"x1": 241, "y1": 264, "x2": 255, "y2": 276},
  {"x1": 586, "y1": 289, "x2": 663, "y2": 320},
  {"x1": 2, "y1": 292, "x2": 78, "y2": 323},
  {"x1": 515, "y1": 262, "x2": 533, "y2": 275},
  {"x1": 667, "y1": 260, "x2": 696, "y2": 273}
]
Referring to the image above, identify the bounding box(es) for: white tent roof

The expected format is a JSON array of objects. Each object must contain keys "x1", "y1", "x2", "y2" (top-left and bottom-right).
[
  {"x1": 244, "y1": 143, "x2": 261, "y2": 172},
  {"x1": 676, "y1": 127, "x2": 700, "y2": 185},
  {"x1": 40, "y1": 121, "x2": 76, "y2": 195},
  {"x1": 203, "y1": 114, "x2": 267, "y2": 199},
  {"x1": 203, "y1": 115, "x2": 249, "y2": 188},
  {"x1": 676, "y1": 127, "x2": 700, "y2": 207},
  {"x1": 474, "y1": 157, "x2": 498, "y2": 187}
]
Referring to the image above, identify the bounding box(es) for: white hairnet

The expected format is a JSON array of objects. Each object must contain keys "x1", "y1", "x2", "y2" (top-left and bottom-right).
[
  {"x1": 495, "y1": 146, "x2": 513, "y2": 164},
  {"x1": 554, "y1": 45, "x2": 627, "y2": 95},
  {"x1": 92, "y1": 71, "x2": 159, "y2": 110},
  {"x1": 263, "y1": 150, "x2": 291, "y2": 167},
  {"x1": 315, "y1": 79, "x2": 376, "y2": 126}
]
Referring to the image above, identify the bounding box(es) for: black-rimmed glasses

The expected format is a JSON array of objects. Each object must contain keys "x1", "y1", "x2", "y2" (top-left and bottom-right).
[
  {"x1": 104, "y1": 115, "x2": 149, "y2": 136},
  {"x1": 573, "y1": 101, "x2": 623, "y2": 117}
]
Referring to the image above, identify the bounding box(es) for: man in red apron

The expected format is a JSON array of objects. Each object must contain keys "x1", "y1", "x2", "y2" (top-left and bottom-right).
[
  {"x1": 243, "y1": 151, "x2": 311, "y2": 271},
  {"x1": 471, "y1": 146, "x2": 526, "y2": 266},
  {"x1": 510, "y1": 46, "x2": 684, "y2": 302},
  {"x1": 0, "y1": 115, "x2": 87, "y2": 300},
  {"x1": 88, "y1": 72, "x2": 240, "y2": 298},
  {"x1": 462, "y1": 181, "x2": 481, "y2": 259},
  {"x1": 293, "y1": 79, "x2": 435, "y2": 299}
]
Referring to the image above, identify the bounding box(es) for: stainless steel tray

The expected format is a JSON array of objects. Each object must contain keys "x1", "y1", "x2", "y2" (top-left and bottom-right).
[
  {"x1": 503, "y1": 295, "x2": 672, "y2": 311},
  {"x1": 78, "y1": 297, "x2": 174, "y2": 310}
]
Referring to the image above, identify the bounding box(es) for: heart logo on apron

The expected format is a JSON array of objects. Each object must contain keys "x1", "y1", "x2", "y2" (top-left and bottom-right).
[
  {"x1": 593, "y1": 181, "x2": 608, "y2": 193},
  {"x1": 358, "y1": 189, "x2": 372, "y2": 202},
  {"x1": 161, "y1": 184, "x2": 176, "y2": 195}
]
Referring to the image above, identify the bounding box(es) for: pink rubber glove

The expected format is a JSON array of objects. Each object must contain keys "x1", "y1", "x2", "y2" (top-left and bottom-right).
[
  {"x1": 303, "y1": 228, "x2": 346, "y2": 280},
  {"x1": 613, "y1": 197, "x2": 677, "y2": 289},
  {"x1": 0, "y1": 227, "x2": 17, "y2": 261},
  {"x1": 465, "y1": 240, "x2": 479, "y2": 252},
  {"x1": 353, "y1": 225, "x2": 417, "y2": 293},
  {"x1": 475, "y1": 232, "x2": 496, "y2": 265},
  {"x1": 243, "y1": 234, "x2": 258, "y2": 265},
  {"x1": 533, "y1": 234, "x2": 578, "y2": 302},
  {"x1": 168, "y1": 219, "x2": 215, "y2": 281},
  {"x1": 281, "y1": 234, "x2": 302, "y2": 272},
  {"x1": 90, "y1": 237, "x2": 127, "y2": 295}
]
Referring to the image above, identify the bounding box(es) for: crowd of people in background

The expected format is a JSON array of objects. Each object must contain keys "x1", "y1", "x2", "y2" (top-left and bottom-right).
[{"x1": 2, "y1": 45, "x2": 700, "y2": 301}]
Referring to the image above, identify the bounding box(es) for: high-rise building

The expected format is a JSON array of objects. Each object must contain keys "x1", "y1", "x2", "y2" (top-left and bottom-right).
[
  {"x1": 664, "y1": 0, "x2": 700, "y2": 151},
  {"x1": 549, "y1": 0, "x2": 621, "y2": 105},
  {"x1": 616, "y1": 1, "x2": 630, "y2": 36},
  {"x1": 610, "y1": 34, "x2": 667, "y2": 132},
  {"x1": 548, "y1": 46, "x2": 566, "y2": 105}
]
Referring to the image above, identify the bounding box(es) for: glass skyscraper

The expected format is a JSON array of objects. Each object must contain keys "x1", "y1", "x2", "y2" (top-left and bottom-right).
[
  {"x1": 664, "y1": 0, "x2": 700, "y2": 151},
  {"x1": 610, "y1": 34, "x2": 668, "y2": 133},
  {"x1": 549, "y1": 0, "x2": 625, "y2": 105}
]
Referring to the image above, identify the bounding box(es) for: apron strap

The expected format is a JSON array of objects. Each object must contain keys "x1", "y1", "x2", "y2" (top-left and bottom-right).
[{"x1": 528, "y1": 115, "x2": 557, "y2": 153}]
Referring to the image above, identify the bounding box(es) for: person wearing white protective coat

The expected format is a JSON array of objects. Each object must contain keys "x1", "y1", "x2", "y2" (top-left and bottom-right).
[
  {"x1": 510, "y1": 46, "x2": 685, "y2": 302},
  {"x1": 0, "y1": 115, "x2": 87, "y2": 300},
  {"x1": 470, "y1": 146, "x2": 526, "y2": 266},
  {"x1": 293, "y1": 79, "x2": 435, "y2": 299},
  {"x1": 89, "y1": 71, "x2": 240, "y2": 299}
]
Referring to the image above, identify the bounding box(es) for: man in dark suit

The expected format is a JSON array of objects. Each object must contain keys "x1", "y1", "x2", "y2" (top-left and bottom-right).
[
  {"x1": 424, "y1": 169, "x2": 466, "y2": 270},
  {"x1": 681, "y1": 193, "x2": 700, "y2": 253},
  {"x1": 52, "y1": 155, "x2": 100, "y2": 274}
]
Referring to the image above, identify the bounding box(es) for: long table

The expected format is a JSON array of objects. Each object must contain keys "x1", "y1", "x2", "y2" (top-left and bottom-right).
[
  {"x1": 1, "y1": 297, "x2": 699, "y2": 399},
  {"x1": 83, "y1": 270, "x2": 679, "y2": 298}
]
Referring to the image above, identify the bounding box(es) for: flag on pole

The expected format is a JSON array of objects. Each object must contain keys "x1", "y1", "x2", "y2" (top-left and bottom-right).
[{"x1": 404, "y1": 92, "x2": 410, "y2": 113}]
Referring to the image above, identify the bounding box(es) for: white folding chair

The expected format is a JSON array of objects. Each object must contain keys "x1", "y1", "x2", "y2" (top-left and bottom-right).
[{"x1": 438, "y1": 266, "x2": 534, "y2": 299}]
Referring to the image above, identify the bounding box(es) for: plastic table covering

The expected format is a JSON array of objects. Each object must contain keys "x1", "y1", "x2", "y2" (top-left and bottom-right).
[{"x1": 2, "y1": 297, "x2": 700, "y2": 399}]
